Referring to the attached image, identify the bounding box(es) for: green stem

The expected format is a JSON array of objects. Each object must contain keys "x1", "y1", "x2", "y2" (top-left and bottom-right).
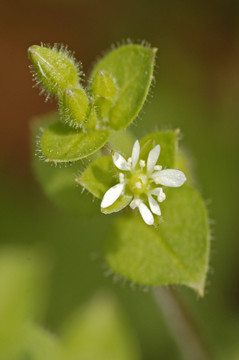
[{"x1": 153, "y1": 287, "x2": 214, "y2": 360}]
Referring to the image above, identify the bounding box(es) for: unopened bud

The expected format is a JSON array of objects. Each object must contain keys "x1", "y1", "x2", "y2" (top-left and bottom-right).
[
  {"x1": 92, "y1": 70, "x2": 118, "y2": 119},
  {"x1": 28, "y1": 44, "x2": 80, "y2": 98},
  {"x1": 59, "y1": 87, "x2": 89, "y2": 129}
]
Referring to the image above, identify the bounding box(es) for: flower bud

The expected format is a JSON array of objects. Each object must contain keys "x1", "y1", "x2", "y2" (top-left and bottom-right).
[
  {"x1": 28, "y1": 44, "x2": 80, "y2": 98},
  {"x1": 59, "y1": 87, "x2": 89, "y2": 129},
  {"x1": 84, "y1": 102, "x2": 98, "y2": 130},
  {"x1": 92, "y1": 70, "x2": 118, "y2": 119}
]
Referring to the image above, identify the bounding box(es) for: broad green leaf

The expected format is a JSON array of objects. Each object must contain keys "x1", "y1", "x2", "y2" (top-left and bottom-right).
[
  {"x1": 109, "y1": 129, "x2": 136, "y2": 157},
  {"x1": 32, "y1": 114, "x2": 99, "y2": 217},
  {"x1": 77, "y1": 156, "x2": 117, "y2": 199},
  {"x1": 91, "y1": 44, "x2": 156, "y2": 130},
  {"x1": 41, "y1": 120, "x2": 110, "y2": 162},
  {"x1": 104, "y1": 186, "x2": 210, "y2": 295},
  {"x1": 0, "y1": 250, "x2": 44, "y2": 358},
  {"x1": 61, "y1": 294, "x2": 141, "y2": 360},
  {"x1": 21, "y1": 324, "x2": 61, "y2": 360},
  {"x1": 140, "y1": 130, "x2": 179, "y2": 168}
]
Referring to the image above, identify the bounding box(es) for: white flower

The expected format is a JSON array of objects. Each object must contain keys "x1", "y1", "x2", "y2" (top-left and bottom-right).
[{"x1": 101, "y1": 140, "x2": 186, "y2": 226}]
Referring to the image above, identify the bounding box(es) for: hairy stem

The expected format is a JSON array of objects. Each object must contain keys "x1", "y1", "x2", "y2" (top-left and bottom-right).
[{"x1": 153, "y1": 287, "x2": 214, "y2": 360}]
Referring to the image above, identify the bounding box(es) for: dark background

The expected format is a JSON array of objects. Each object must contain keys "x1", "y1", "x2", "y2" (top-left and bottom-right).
[{"x1": 1, "y1": 1, "x2": 239, "y2": 359}]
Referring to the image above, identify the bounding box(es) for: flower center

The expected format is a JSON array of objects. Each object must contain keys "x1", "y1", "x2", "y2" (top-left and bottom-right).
[{"x1": 128, "y1": 172, "x2": 148, "y2": 195}]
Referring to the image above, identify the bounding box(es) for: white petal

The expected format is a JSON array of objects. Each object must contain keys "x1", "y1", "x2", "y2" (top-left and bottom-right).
[
  {"x1": 152, "y1": 169, "x2": 187, "y2": 187},
  {"x1": 138, "y1": 202, "x2": 154, "y2": 225},
  {"x1": 147, "y1": 145, "x2": 161, "y2": 174},
  {"x1": 112, "y1": 152, "x2": 130, "y2": 171},
  {"x1": 101, "y1": 183, "x2": 125, "y2": 208},
  {"x1": 131, "y1": 140, "x2": 140, "y2": 169},
  {"x1": 148, "y1": 194, "x2": 161, "y2": 216},
  {"x1": 150, "y1": 187, "x2": 163, "y2": 196}
]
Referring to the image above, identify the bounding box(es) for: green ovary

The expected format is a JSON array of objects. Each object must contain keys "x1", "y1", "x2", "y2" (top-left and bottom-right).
[{"x1": 128, "y1": 172, "x2": 148, "y2": 195}]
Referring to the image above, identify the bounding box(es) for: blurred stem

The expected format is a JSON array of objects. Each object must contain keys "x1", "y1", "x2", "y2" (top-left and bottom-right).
[{"x1": 153, "y1": 287, "x2": 214, "y2": 360}]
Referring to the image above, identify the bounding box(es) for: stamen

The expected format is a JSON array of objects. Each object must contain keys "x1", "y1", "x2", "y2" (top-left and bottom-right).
[{"x1": 139, "y1": 160, "x2": 146, "y2": 168}]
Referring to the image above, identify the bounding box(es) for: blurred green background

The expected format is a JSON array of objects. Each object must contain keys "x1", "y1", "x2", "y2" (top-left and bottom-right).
[{"x1": 0, "y1": 0, "x2": 239, "y2": 359}]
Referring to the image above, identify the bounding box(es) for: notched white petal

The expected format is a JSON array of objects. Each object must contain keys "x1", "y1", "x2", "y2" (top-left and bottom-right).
[
  {"x1": 138, "y1": 202, "x2": 154, "y2": 225},
  {"x1": 152, "y1": 169, "x2": 187, "y2": 187},
  {"x1": 101, "y1": 183, "x2": 125, "y2": 208},
  {"x1": 148, "y1": 194, "x2": 161, "y2": 216},
  {"x1": 147, "y1": 144, "x2": 161, "y2": 174},
  {"x1": 131, "y1": 140, "x2": 140, "y2": 169},
  {"x1": 112, "y1": 152, "x2": 130, "y2": 171}
]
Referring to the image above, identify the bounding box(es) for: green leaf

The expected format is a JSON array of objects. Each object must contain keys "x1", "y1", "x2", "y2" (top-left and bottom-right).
[
  {"x1": 91, "y1": 44, "x2": 156, "y2": 130},
  {"x1": 61, "y1": 293, "x2": 141, "y2": 360},
  {"x1": 109, "y1": 129, "x2": 135, "y2": 158},
  {"x1": 41, "y1": 120, "x2": 110, "y2": 162},
  {"x1": 77, "y1": 156, "x2": 117, "y2": 199},
  {"x1": 140, "y1": 130, "x2": 179, "y2": 168},
  {"x1": 104, "y1": 186, "x2": 210, "y2": 295},
  {"x1": 32, "y1": 114, "x2": 99, "y2": 217},
  {"x1": 0, "y1": 250, "x2": 44, "y2": 358},
  {"x1": 21, "y1": 324, "x2": 61, "y2": 360}
]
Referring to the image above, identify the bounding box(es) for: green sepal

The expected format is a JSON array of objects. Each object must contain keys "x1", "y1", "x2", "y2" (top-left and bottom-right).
[
  {"x1": 76, "y1": 156, "x2": 117, "y2": 199},
  {"x1": 139, "y1": 130, "x2": 179, "y2": 168},
  {"x1": 59, "y1": 87, "x2": 89, "y2": 129},
  {"x1": 28, "y1": 44, "x2": 80, "y2": 97},
  {"x1": 91, "y1": 44, "x2": 156, "y2": 130},
  {"x1": 101, "y1": 194, "x2": 133, "y2": 214},
  {"x1": 92, "y1": 70, "x2": 118, "y2": 120},
  {"x1": 104, "y1": 186, "x2": 210, "y2": 296},
  {"x1": 40, "y1": 120, "x2": 110, "y2": 163}
]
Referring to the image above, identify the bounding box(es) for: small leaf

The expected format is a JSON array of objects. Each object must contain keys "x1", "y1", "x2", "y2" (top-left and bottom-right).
[
  {"x1": 61, "y1": 293, "x2": 141, "y2": 360},
  {"x1": 28, "y1": 44, "x2": 80, "y2": 97},
  {"x1": 77, "y1": 156, "x2": 117, "y2": 199},
  {"x1": 104, "y1": 186, "x2": 210, "y2": 295},
  {"x1": 32, "y1": 114, "x2": 99, "y2": 217},
  {"x1": 59, "y1": 87, "x2": 89, "y2": 129},
  {"x1": 91, "y1": 44, "x2": 156, "y2": 130},
  {"x1": 140, "y1": 130, "x2": 179, "y2": 168},
  {"x1": 41, "y1": 120, "x2": 110, "y2": 162}
]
